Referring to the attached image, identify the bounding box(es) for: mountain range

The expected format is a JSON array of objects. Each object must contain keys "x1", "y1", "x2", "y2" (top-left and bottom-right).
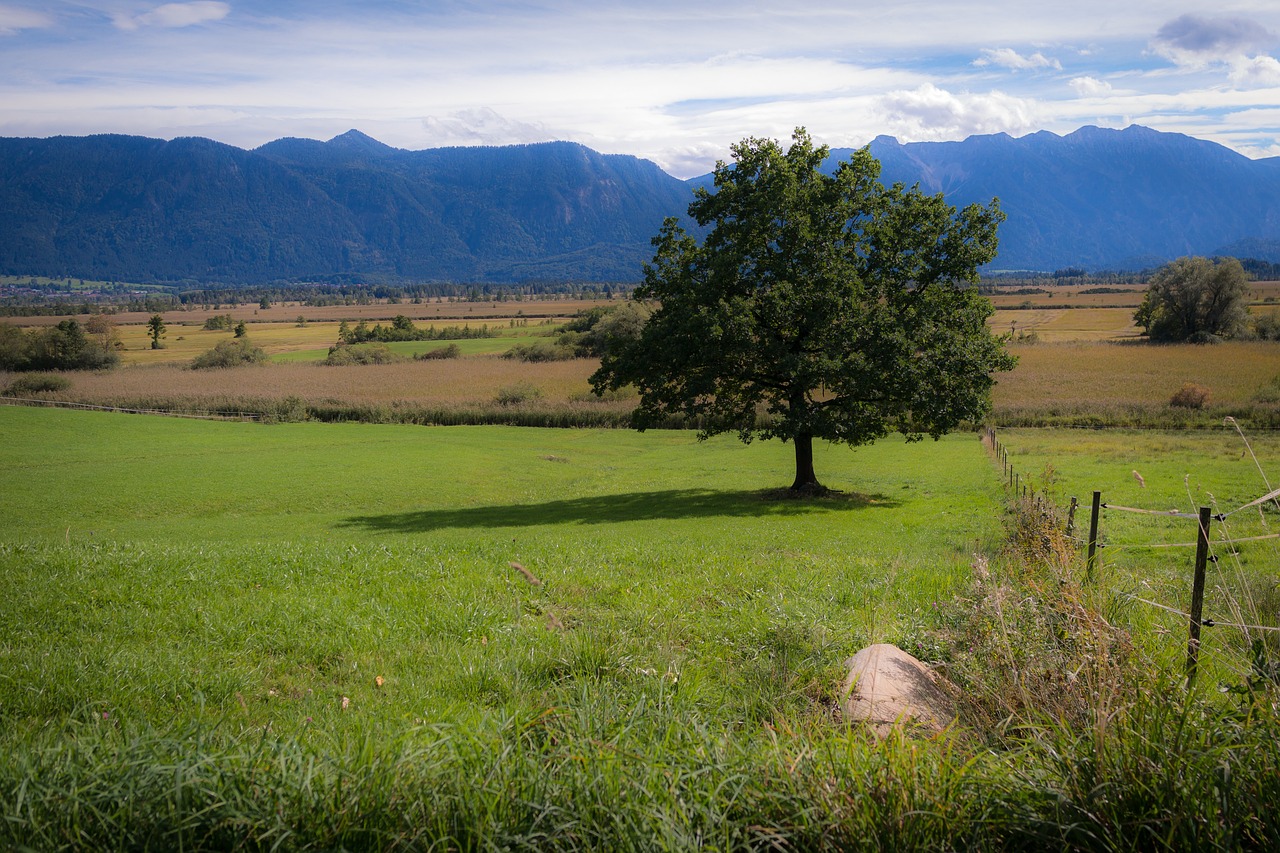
[{"x1": 2, "y1": 125, "x2": 1279, "y2": 284}]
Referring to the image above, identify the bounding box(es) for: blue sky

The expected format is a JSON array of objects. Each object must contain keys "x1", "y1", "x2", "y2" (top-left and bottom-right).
[{"x1": 1, "y1": 1, "x2": 1279, "y2": 176}]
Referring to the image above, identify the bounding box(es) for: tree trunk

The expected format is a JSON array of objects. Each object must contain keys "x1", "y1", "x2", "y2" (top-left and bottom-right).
[{"x1": 790, "y1": 432, "x2": 822, "y2": 493}]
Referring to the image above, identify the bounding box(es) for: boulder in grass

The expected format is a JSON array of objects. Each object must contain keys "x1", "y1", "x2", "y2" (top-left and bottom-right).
[{"x1": 842, "y1": 643, "x2": 956, "y2": 737}]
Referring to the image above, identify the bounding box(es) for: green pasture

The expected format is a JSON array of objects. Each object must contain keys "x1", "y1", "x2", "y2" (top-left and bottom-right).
[
  {"x1": 271, "y1": 334, "x2": 533, "y2": 363},
  {"x1": 0, "y1": 406, "x2": 1002, "y2": 738},
  {"x1": 4, "y1": 407, "x2": 1280, "y2": 848}
]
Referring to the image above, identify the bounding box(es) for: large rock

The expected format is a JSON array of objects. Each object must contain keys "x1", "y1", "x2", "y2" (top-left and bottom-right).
[{"x1": 842, "y1": 644, "x2": 956, "y2": 737}]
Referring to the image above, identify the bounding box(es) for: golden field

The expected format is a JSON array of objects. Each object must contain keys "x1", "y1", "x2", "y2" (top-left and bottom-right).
[{"x1": 4, "y1": 286, "x2": 1279, "y2": 427}]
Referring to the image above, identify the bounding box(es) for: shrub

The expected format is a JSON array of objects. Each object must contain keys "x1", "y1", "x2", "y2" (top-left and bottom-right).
[
  {"x1": 1169, "y1": 382, "x2": 1210, "y2": 409},
  {"x1": 202, "y1": 314, "x2": 235, "y2": 331},
  {"x1": 191, "y1": 339, "x2": 269, "y2": 369},
  {"x1": 2, "y1": 373, "x2": 71, "y2": 396},
  {"x1": 1254, "y1": 311, "x2": 1280, "y2": 341},
  {"x1": 414, "y1": 344, "x2": 461, "y2": 360},
  {"x1": 495, "y1": 381, "x2": 544, "y2": 405},
  {"x1": 501, "y1": 340, "x2": 577, "y2": 362},
  {"x1": 322, "y1": 342, "x2": 407, "y2": 366}
]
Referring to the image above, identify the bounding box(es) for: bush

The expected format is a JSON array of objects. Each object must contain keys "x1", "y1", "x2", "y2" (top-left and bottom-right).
[
  {"x1": 501, "y1": 340, "x2": 577, "y2": 362},
  {"x1": 495, "y1": 381, "x2": 544, "y2": 405},
  {"x1": 1170, "y1": 382, "x2": 1211, "y2": 409},
  {"x1": 190, "y1": 339, "x2": 269, "y2": 369},
  {"x1": 322, "y1": 342, "x2": 407, "y2": 366},
  {"x1": 2, "y1": 373, "x2": 71, "y2": 396},
  {"x1": 1254, "y1": 311, "x2": 1280, "y2": 341},
  {"x1": 414, "y1": 344, "x2": 461, "y2": 360},
  {"x1": 202, "y1": 314, "x2": 235, "y2": 331}
]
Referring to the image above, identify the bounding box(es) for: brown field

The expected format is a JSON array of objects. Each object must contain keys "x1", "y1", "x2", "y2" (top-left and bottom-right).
[
  {"x1": 994, "y1": 340, "x2": 1280, "y2": 409},
  {"x1": 0, "y1": 356, "x2": 616, "y2": 411},
  {"x1": 5, "y1": 285, "x2": 1280, "y2": 429},
  {"x1": 985, "y1": 279, "x2": 1280, "y2": 311},
  {"x1": 5, "y1": 336, "x2": 1277, "y2": 430}
]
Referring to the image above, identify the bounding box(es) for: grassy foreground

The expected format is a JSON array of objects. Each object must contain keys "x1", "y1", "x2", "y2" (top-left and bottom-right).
[{"x1": 3, "y1": 408, "x2": 1279, "y2": 849}]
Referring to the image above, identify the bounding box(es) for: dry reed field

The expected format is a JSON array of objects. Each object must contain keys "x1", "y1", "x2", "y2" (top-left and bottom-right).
[
  {"x1": 2, "y1": 356, "x2": 628, "y2": 418},
  {"x1": 993, "y1": 339, "x2": 1280, "y2": 417}
]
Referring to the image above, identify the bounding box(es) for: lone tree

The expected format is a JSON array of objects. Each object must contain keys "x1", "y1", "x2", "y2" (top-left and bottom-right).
[
  {"x1": 1134, "y1": 256, "x2": 1250, "y2": 342},
  {"x1": 591, "y1": 129, "x2": 1015, "y2": 493},
  {"x1": 146, "y1": 314, "x2": 166, "y2": 350}
]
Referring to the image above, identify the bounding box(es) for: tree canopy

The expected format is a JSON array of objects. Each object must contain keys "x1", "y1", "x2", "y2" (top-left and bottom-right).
[
  {"x1": 591, "y1": 129, "x2": 1015, "y2": 493},
  {"x1": 1134, "y1": 256, "x2": 1250, "y2": 343}
]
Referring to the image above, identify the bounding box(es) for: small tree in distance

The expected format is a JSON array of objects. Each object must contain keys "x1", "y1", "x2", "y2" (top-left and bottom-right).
[
  {"x1": 591, "y1": 128, "x2": 1015, "y2": 494},
  {"x1": 1134, "y1": 256, "x2": 1250, "y2": 342},
  {"x1": 146, "y1": 314, "x2": 166, "y2": 350}
]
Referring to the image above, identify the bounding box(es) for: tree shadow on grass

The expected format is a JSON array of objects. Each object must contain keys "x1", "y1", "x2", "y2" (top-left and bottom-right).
[{"x1": 337, "y1": 488, "x2": 899, "y2": 534}]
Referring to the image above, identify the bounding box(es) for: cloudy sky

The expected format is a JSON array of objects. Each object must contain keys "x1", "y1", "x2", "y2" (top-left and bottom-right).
[{"x1": 1, "y1": 1, "x2": 1279, "y2": 177}]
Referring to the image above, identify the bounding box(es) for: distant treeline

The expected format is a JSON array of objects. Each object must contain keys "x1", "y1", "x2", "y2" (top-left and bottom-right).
[{"x1": 0, "y1": 279, "x2": 635, "y2": 315}]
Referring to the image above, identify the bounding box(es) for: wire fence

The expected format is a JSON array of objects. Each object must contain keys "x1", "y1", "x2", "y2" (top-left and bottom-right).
[{"x1": 982, "y1": 424, "x2": 1280, "y2": 688}]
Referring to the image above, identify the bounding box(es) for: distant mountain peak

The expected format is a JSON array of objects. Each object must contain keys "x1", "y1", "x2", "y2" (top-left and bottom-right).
[{"x1": 325, "y1": 129, "x2": 398, "y2": 155}]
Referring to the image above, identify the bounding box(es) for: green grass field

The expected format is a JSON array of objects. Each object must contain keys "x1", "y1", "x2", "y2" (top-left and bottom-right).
[
  {"x1": 1, "y1": 406, "x2": 1001, "y2": 735},
  {"x1": 4, "y1": 407, "x2": 1280, "y2": 849}
]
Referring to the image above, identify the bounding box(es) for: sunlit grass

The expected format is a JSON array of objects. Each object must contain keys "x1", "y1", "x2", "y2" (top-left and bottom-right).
[
  {"x1": 992, "y1": 306, "x2": 1143, "y2": 342},
  {"x1": 0, "y1": 406, "x2": 1001, "y2": 735}
]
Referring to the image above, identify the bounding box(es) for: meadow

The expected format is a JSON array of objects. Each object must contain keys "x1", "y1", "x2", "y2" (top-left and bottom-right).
[
  {"x1": 3, "y1": 404, "x2": 1280, "y2": 849},
  {"x1": 4, "y1": 286, "x2": 1280, "y2": 848}
]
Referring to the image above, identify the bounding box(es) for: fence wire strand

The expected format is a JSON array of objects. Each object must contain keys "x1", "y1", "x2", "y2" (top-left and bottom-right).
[{"x1": 1101, "y1": 502, "x2": 1199, "y2": 519}]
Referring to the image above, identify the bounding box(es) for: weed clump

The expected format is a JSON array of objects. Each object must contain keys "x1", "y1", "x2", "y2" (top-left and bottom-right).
[
  {"x1": 1170, "y1": 382, "x2": 1211, "y2": 409},
  {"x1": 494, "y1": 381, "x2": 543, "y2": 405}
]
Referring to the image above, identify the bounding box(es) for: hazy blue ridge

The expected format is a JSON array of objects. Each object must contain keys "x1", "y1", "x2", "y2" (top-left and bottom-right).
[{"x1": 2, "y1": 124, "x2": 1280, "y2": 283}]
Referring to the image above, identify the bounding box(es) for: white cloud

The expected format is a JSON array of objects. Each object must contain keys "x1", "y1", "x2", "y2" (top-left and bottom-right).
[
  {"x1": 420, "y1": 108, "x2": 550, "y2": 147},
  {"x1": 115, "y1": 2, "x2": 230, "y2": 31},
  {"x1": 875, "y1": 83, "x2": 1039, "y2": 141},
  {"x1": 0, "y1": 5, "x2": 52, "y2": 35},
  {"x1": 974, "y1": 48, "x2": 1062, "y2": 72},
  {"x1": 1069, "y1": 76, "x2": 1113, "y2": 97},
  {"x1": 1228, "y1": 54, "x2": 1280, "y2": 88}
]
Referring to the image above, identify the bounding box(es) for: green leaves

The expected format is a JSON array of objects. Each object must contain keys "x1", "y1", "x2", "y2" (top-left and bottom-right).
[
  {"x1": 593, "y1": 128, "x2": 1014, "y2": 488},
  {"x1": 1135, "y1": 256, "x2": 1251, "y2": 342}
]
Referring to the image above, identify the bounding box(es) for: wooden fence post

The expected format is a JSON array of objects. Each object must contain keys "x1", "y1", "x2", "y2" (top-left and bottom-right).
[
  {"x1": 1086, "y1": 491, "x2": 1101, "y2": 582},
  {"x1": 1186, "y1": 506, "x2": 1213, "y2": 688},
  {"x1": 1066, "y1": 496, "x2": 1079, "y2": 538}
]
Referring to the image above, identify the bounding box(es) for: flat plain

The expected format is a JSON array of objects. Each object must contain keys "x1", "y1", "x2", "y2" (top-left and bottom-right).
[{"x1": 4, "y1": 285, "x2": 1280, "y2": 849}]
